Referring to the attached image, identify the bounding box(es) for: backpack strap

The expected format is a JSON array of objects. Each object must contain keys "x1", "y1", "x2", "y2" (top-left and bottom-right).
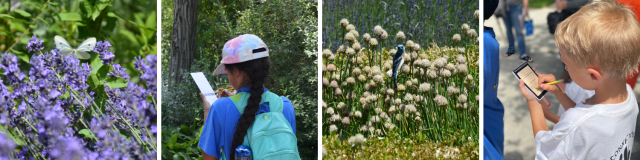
[{"x1": 231, "y1": 91, "x2": 284, "y2": 114}]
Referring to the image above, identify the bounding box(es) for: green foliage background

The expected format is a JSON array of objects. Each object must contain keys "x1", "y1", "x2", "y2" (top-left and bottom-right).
[
  {"x1": 0, "y1": 0, "x2": 157, "y2": 82},
  {"x1": 161, "y1": 0, "x2": 318, "y2": 159}
]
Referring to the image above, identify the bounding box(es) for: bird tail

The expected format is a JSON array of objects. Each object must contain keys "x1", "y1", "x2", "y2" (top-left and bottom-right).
[{"x1": 394, "y1": 76, "x2": 398, "y2": 89}]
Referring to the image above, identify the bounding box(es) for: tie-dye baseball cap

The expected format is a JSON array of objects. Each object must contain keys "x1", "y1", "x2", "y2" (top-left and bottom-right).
[{"x1": 212, "y1": 34, "x2": 269, "y2": 75}]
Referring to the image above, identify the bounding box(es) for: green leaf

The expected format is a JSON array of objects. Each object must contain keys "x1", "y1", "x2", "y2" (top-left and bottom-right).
[
  {"x1": 0, "y1": 29, "x2": 16, "y2": 43},
  {"x1": 105, "y1": 78, "x2": 128, "y2": 88},
  {"x1": 90, "y1": 54, "x2": 105, "y2": 75},
  {"x1": 168, "y1": 134, "x2": 178, "y2": 149},
  {"x1": 92, "y1": 0, "x2": 111, "y2": 20},
  {"x1": 11, "y1": 49, "x2": 29, "y2": 63},
  {"x1": 0, "y1": 14, "x2": 32, "y2": 24},
  {"x1": 82, "y1": 1, "x2": 93, "y2": 19},
  {"x1": 78, "y1": 129, "x2": 97, "y2": 140},
  {"x1": 19, "y1": 0, "x2": 42, "y2": 8},
  {"x1": 107, "y1": 12, "x2": 156, "y2": 31},
  {"x1": 12, "y1": 8, "x2": 32, "y2": 18},
  {"x1": 57, "y1": 12, "x2": 83, "y2": 21}
]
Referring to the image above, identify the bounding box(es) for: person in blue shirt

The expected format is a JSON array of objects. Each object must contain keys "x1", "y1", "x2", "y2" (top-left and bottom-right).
[
  {"x1": 197, "y1": 34, "x2": 296, "y2": 160},
  {"x1": 484, "y1": 0, "x2": 505, "y2": 159}
]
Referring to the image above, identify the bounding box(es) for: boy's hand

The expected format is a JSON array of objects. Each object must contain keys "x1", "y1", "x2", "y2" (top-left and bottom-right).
[
  {"x1": 520, "y1": 79, "x2": 539, "y2": 102},
  {"x1": 537, "y1": 74, "x2": 564, "y2": 94}
]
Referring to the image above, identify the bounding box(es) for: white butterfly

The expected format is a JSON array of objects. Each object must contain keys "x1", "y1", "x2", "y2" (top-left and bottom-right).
[{"x1": 54, "y1": 35, "x2": 96, "y2": 60}]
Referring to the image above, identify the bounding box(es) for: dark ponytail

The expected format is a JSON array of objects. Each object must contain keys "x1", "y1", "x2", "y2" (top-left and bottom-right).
[{"x1": 225, "y1": 57, "x2": 271, "y2": 160}]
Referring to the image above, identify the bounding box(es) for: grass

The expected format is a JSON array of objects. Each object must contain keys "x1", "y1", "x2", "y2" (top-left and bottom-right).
[{"x1": 529, "y1": 0, "x2": 557, "y2": 8}]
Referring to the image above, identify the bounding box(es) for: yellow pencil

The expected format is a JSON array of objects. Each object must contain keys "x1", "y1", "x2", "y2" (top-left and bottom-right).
[{"x1": 536, "y1": 79, "x2": 564, "y2": 88}]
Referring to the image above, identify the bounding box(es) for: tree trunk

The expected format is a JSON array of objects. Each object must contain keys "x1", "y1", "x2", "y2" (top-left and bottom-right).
[{"x1": 169, "y1": 0, "x2": 198, "y2": 84}]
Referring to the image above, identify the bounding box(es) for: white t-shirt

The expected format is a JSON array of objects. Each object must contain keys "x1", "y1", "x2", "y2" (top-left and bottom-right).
[
  {"x1": 556, "y1": 82, "x2": 595, "y2": 116},
  {"x1": 535, "y1": 84, "x2": 638, "y2": 160}
]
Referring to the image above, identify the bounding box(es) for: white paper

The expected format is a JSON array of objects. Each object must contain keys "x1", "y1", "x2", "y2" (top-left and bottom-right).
[{"x1": 190, "y1": 72, "x2": 218, "y2": 104}]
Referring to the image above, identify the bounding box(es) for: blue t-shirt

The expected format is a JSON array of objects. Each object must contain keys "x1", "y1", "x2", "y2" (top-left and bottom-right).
[
  {"x1": 483, "y1": 27, "x2": 505, "y2": 158},
  {"x1": 198, "y1": 87, "x2": 297, "y2": 159}
]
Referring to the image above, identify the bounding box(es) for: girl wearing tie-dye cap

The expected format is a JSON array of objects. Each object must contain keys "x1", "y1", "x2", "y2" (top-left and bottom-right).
[{"x1": 198, "y1": 34, "x2": 298, "y2": 160}]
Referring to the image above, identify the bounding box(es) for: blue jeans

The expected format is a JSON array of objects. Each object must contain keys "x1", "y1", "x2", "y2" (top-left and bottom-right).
[{"x1": 504, "y1": 4, "x2": 527, "y2": 58}]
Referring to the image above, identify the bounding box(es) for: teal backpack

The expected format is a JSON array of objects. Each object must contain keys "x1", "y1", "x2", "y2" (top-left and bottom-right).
[{"x1": 220, "y1": 91, "x2": 301, "y2": 160}]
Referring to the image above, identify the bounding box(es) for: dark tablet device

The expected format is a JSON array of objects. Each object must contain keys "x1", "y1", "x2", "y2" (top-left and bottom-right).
[{"x1": 512, "y1": 62, "x2": 547, "y2": 100}]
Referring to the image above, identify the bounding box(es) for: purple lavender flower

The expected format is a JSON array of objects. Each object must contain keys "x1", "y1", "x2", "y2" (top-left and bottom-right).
[
  {"x1": 107, "y1": 64, "x2": 130, "y2": 80},
  {"x1": 27, "y1": 35, "x2": 44, "y2": 53},
  {"x1": 0, "y1": 133, "x2": 16, "y2": 159},
  {"x1": 94, "y1": 40, "x2": 115, "y2": 65},
  {"x1": 0, "y1": 53, "x2": 25, "y2": 85}
]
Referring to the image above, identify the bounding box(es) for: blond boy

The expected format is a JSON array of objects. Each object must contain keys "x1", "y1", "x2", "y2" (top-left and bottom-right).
[{"x1": 518, "y1": 0, "x2": 640, "y2": 159}]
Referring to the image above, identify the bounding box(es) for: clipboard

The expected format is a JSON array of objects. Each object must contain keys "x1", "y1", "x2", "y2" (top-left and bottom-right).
[{"x1": 512, "y1": 62, "x2": 547, "y2": 100}]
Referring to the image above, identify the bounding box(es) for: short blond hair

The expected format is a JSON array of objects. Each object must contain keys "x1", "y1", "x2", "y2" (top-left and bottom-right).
[{"x1": 555, "y1": 0, "x2": 640, "y2": 79}]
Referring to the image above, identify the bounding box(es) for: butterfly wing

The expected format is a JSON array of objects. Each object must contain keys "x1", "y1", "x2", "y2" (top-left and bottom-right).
[
  {"x1": 54, "y1": 36, "x2": 72, "y2": 51},
  {"x1": 74, "y1": 50, "x2": 91, "y2": 60},
  {"x1": 76, "y1": 37, "x2": 97, "y2": 52},
  {"x1": 60, "y1": 48, "x2": 74, "y2": 56}
]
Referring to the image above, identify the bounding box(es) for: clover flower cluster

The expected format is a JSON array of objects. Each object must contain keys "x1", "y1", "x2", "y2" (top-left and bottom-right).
[
  {"x1": 0, "y1": 36, "x2": 156, "y2": 159},
  {"x1": 322, "y1": 17, "x2": 478, "y2": 141}
]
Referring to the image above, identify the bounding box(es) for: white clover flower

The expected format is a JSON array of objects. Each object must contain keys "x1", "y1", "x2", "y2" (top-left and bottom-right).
[
  {"x1": 413, "y1": 43, "x2": 421, "y2": 51},
  {"x1": 405, "y1": 104, "x2": 417, "y2": 113},
  {"x1": 467, "y1": 29, "x2": 477, "y2": 38},
  {"x1": 440, "y1": 69, "x2": 452, "y2": 77},
  {"x1": 327, "y1": 64, "x2": 336, "y2": 72},
  {"x1": 363, "y1": 66, "x2": 371, "y2": 74},
  {"x1": 322, "y1": 77, "x2": 329, "y2": 86},
  {"x1": 415, "y1": 116, "x2": 422, "y2": 122},
  {"x1": 374, "y1": 25, "x2": 384, "y2": 37},
  {"x1": 457, "y1": 64, "x2": 468, "y2": 75},
  {"x1": 394, "y1": 98, "x2": 402, "y2": 105},
  {"x1": 329, "y1": 124, "x2": 338, "y2": 133},
  {"x1": 461, "y1": 23, "x2": 470, "y2": 31},
  {"x1": 434, "y1": 58, "x2": 446, "y2": 68},
  {"x1": 422, "y1": 59, "x2": 431, "y2": 68},
  {"x1": 445, "y1": 63, "x2": 455, "y2": 71},
  {"x1": 332, "y1": 73, "x2": 340, "y2": 80},
  {"x1": 369, "y1": 38, "x2": 378, "y2": 46},
  {"x1": 401, "y1": 65, "x2": 410, "y2": 74},
  {"x1": 389, "y1": 105, "x2": 397, "y2": 113},
  {"x1": 330, "y1": 80, "x2": 338, "y2": 88},
  {"x1": 327, "y1": 54, "x2": 336, "y2": 61},
  {"x1": 331, "y1": 114, "x2": 341, "y2": 122},
  {"x1": 447, "y1": 86, "x2": 457, "y2": 95},
  {"x1": 358, "y1": 75, "x2": 367, "y2": 82},
  {"x1": 322, "y1": 146, "x2": 327, "y2": 157},
  {"x1": 346, "y1": 47, "x2": 356, "y2": 56},
  {"x1": 340, "y1": 19, "x2": 349, "y2": 28},
  {"x1": 326, "y1": 107, "x2": 334, "y2": 114},
  {"x1": 457, "y1": 47, "x2": 466, "y2": 54},
  {"x1": 355, "y1": 111, "x2": 362, "y2": 118},
  {"x1": 405, "y1": 80, "x2": 413, "y2": 88},
  {"x1": 434, "y1": 94, "x2": 449, "y2": 106},
  {"x1": 351, "y1": 42, "x2": 361, "y2": 51},
  {"x1": 474, "y1": 10, "x2": 479, "y2": 21},
  {"x1": 427, "y1": 69, "x2": 438, "y2": 79},
  {"x1": 337, "y1": 102, "x2": 345, "y2": 110},
  {"x1": 397, "y1": 84, "x2": 406, "y2": 92},
  {"x1": 344, "y1": 32, "x2": 356, "y2": 42},
  {"x1": 352, "y1": 67, "x2": 362, "y2": 76},
  {"x1": 457, "y1": 54, "x2": 466, "y2": 64},
  {"x1": 372, "y1": 75, "x2": 384, "y2": 84},
  {"x1": 350, "y1": 30, "x2": 359, "y2": 38},
  {"x1": 389, "y1": 49, "x2": 397, "y2": 57},
  {"x1": 342, "y1": 117, "x2": 351, "y2": 124},
  {"x1": 452, "y1": 34, "x2": 461, "y2": 43},
  {"x1": 334, "y1": 88, "x2": 342, "y2": 95},
  {"x1": 459, "y1": 94, "x2": 468, "y2": 103},
  {"x1": 337, "y1": 44, "x2": 346, "y2": 53},
  {"x1": 375, "y1": 107, "x2": 383, "y2": 114},
  {"x1": 359, "y1": 97, "x2": 367, "y2": 105},
  {"x1": 406, "y1": 40, "x2": 414, "y2": 48},
  {"x1": 362, "y1": 33, "x2": 371, "y2": 43},
  {"x1": 380, "y1": 30, "x2": 388, "y2": 40},
  {"x1": 322, "y1": 49, "x2": 332, "y2": 58},
  {"x1": 371, "y1": 115, "x2": 381, "y2": 123},
  {"x1": 346, "y1": 24, "x2": 356, "y2": 32},
  {"x1": 354, "y1": 134, "x2": 365, "y2": 145},
  {"x1": 384, "y1": 122, "x2": 396, "y2": 130},
  {"x1": 418, "y1": 83, "x2": 431, "y2": 93},
  {"x1": 396, "y1": 31, "x2": 406, "y2": 41},
  {"x1": 360, "y1": 125, "x2": 368, "y2": 132}
]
